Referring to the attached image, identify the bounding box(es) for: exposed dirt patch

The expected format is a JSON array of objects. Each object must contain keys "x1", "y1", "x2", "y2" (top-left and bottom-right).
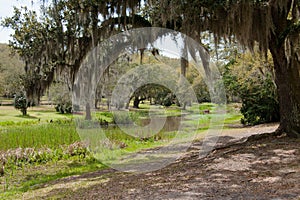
[{"x1": 21, "y1": 124, "x2": 299, "y2": 199}]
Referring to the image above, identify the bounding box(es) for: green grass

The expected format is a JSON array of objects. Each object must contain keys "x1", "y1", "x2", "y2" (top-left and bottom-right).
[
  {"x1": 19, "y1": 160, "x2": 104, "y2": 192},
  {"x1": 94, "y1": 111, "x2": 114, "y2": 123},
  {"x1": 0, "y1": 158, "x2": 106, "y2": 199},
  {"x1": 223, "y1": 114, "x2": 243, "y2": 126},
  {"x1": 0, "y1": 103, "x2": 243, "y2": 199},
  {"x1": 0, "y1": 122, "x2": 79, "y2": 150},
  {"x1": 0, "y1": 106, "x2": 72, "y2": 126},
  {"x1": 0, "y1": 103, "x2": 242, "y2": 152},
  {"x1": 77, "y1": 125, "x2": 176, "y2": 163}
]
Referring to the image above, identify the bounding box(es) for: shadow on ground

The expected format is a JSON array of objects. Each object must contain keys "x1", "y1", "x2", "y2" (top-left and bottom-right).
[{"x1": 19, "y1": 128, "x2": 299, "y2": 200}]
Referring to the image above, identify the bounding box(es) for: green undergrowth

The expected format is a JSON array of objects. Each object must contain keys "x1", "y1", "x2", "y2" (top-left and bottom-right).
[
  {"x1": 0, "y1": 120, "x2": 78, "y2": 150},
  {"x1": 0, "y1": 157, "x2": 105, "y2": 199},
  {"x1": 0, "y1": 103, "x2": 242, "y2": 199}
]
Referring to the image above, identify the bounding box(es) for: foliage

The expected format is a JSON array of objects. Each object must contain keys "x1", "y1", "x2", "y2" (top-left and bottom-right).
[
  {"x1": 0, "y1": 158, "x2": 102, "y2": 198},
  {"x1": 13, "y1": 92, "x2": 28, "y2": 116},
  {"x1": 150, "y1": 0, "x2": 298, "y2": 53},
  {"x1": 55, "y1": 103, "x2": 72, "y2": 114},
  {"x1": 191, "y1": 75, "x2": 211, "y2": 103},
  {"x1": 132, "y1": 84, "x2": 175, "y2": 108},
  {"x1": 223, "y1": 51, "x2": 279, "y2": 125},
  {"x1": 1, "y1": 8, "x2": 49, "y2": 103},
  {"x1": 0, "y1": 105, "x2": 72, "y2": 126},
  {"x1": 49, "y1": 82, "x2": 72, "y2": 114},
  {"x1": 2, "y1": 0, "x2": 300, "y2": 134},
  {"x1": 1, "y1": 2, "x2": 151, "y2": 104},
  {"x1": 240, "y1": 76, "x2": 279, "y2": 125},
  {"x1": 0, "y1": 102, "x2": 240, "y2": 152},
  {"x1": 0, "y1": 143, "x2": 88, "y2": 168},
  {"x1": 0, "y1": 44, "x2": 24, "y2": 97},
  {"x1": 0, "y1": 120, "x2": 77, "y2": 151},
  {"x1": 96, "y1": 53, "x2": 134, "y2": 109},
  {"x1": 150, "y1": 0, "x2": 300, "y2": 135},
  {"x1": 0, "y1": 102, "x2": 243, "y2": 199},
  {"x1": 112, "y1": 111, "x2": 140, "y2": 125}
]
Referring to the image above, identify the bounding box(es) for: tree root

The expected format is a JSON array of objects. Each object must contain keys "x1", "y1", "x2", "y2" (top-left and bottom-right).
[
  {"x1": 275, "y1": 126, "x2": 300, "y2": 138},
  {"x1": 204, "y1": 131, "x2": 288, "y2": 160}
]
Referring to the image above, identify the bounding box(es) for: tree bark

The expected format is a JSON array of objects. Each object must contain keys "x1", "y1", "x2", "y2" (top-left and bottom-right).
[
  {"x1": 22, "y1": 109, "x2": 27, "y2": 116},
  {"x1": 140, "y1": 48, "x2": 145, "y2": 65},
  {"x1": 85, "y1": 103, "x2": 92, "y2": 120},
  {"x1": 94, "y1": 99, "x2": 99, "y2": 109},
  {"x1": 180, "y1": 57, "x2": 188, "y2": 77},
  {"x1": 180, "y1": 45, "x2": 188, "y2": 110},
  {"x1": 133, "y1": 97, "x2": 140, "y2": 108},
  {"x1": 269, "y1": 39, "x2": 300, "y2": 138},
  {"x1": 133, "y1": 96, "x2": 147, "y2": 109},
  {"x1": 125, "y1": 101, "x2": 130, "y2": 109}
]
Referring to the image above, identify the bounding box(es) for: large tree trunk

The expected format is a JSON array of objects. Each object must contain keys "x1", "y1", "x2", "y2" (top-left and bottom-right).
[
  {"x1": 85, "y1": 103, "x2": 92, "y2": 120},
  {"x1": 180, "y1": 43, "x2": 188, "y2": 110},
  {"x1": 94, "y1": 99, "x2": 99, "y2": 109},
  {"x1": 181, "y1": 57, "x2": 188, "y2": 77},
  {"x1": 270, "y1": 39, "x2": 300, "y2": 138},
  {"x1": 22, "y1": 108, "x2": 27, "y2": 116}
]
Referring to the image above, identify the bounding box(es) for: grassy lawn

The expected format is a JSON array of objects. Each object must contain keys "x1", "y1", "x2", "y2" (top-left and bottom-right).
[
  {"x1": 0, "y1": 103, "x2": 242, "y2": 152},
  {"x1": 0, "y1": 103, "x2": 242, "y2": 199},
  {"x1": 0, "y1": 103, "x2": 242, "y2": 151},
  {"x1": 0, "y1": 158, "x2": 106, "y2": 200},
  {"x1": 0, "y1": 123, "x2": 79, "y2": 150},
  {"x1": 0, "y1": 105, "x2": 72, "y2": 125}
]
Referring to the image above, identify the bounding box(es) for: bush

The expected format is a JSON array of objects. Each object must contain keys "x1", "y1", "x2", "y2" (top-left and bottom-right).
[
  {"x1": 55, "y1": 102, "x2": 72, "y2": 114},
  {"x1": 222, "y1": 53, "x2": 280, "y2": 125},
  {"x1": 49, "y1": 82, "x2": 72, "y2": 114},
  {"x1": 14, "y1": 92, "x2": 28, "y2": 116},
  {"x1": 162, "y1": 93, "x2": 173, "y2": 107},
  {"x1": 240, "y1": 76, "x2": 279, "y2": 125}
]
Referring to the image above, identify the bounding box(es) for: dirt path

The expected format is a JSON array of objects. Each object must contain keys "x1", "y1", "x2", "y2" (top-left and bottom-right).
[{"x1": 21, "y1": 123, "x2": 300, "y2": 200}]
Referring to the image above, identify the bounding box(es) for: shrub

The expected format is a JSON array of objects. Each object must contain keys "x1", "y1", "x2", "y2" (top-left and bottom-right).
[
  {"x1": 50, "y1": 82, "x2": 72, "y2": 114},
  {"x1": 14, "y1": 92, "x2": 28, "y2": 116},
  {"x1": 222, "y1": 53, "x2": 280, "y2": 125},
  {"x1": 240, "y1": 76, "x2": 279, "y2": 125},
  {"x1": 55, "y1": 102, "x2": 72, "y2": 114}
]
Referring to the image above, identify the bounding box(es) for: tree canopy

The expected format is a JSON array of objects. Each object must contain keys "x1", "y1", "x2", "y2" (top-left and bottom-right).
[
  {"x1": 2, "y1": 0, "x2": 300, "y2": 137},
  {"x1": 0, "y1": 43, "x2": 24, "y2": 97}
]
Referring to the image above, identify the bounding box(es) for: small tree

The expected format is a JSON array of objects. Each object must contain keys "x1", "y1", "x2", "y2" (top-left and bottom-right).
[{"x1": 14, "y1": 92, "x2": 28, "y2": 116}]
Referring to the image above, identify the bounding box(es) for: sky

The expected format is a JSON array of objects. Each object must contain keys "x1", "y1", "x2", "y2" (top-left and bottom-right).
[{"x1": 0, "y1": 0, "x2": 42, "y2": 44}]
